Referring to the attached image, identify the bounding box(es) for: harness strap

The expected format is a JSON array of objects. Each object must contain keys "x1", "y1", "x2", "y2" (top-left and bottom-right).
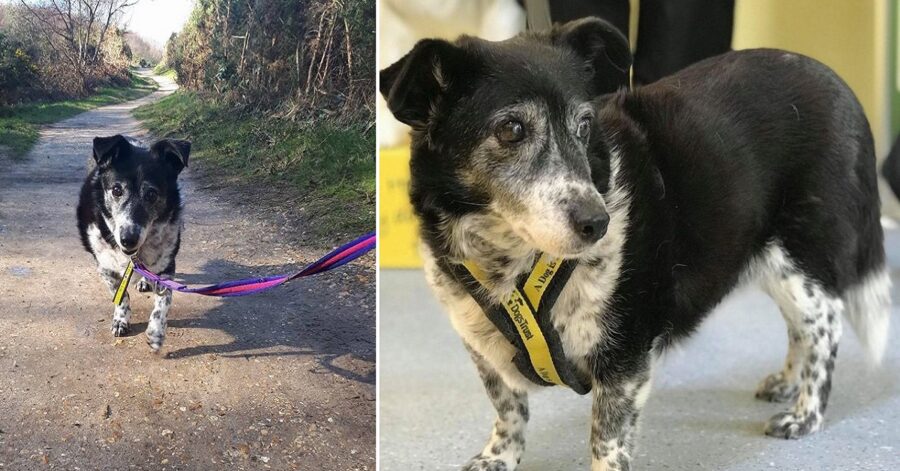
[
  {"x1": 442, "y1": 255, "x2": 592, "y2": 395},
  {"x1": 113, "y1": 260, "x2": 134, "y2": 306}
]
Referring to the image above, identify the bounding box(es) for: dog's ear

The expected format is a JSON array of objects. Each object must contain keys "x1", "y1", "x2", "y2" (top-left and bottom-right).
[
  {"x1": 151, "y1": 139, "x2": 191, "y2": 175},
  {"x1": 552, "y1": 17, "x2": 632, "y2": 95},
  {"x1": 380, "y1": 39, "x2": 466, "y2": 129},
  {"x1": 92, "y1": 135, "x2": 131, "y2": 168}
]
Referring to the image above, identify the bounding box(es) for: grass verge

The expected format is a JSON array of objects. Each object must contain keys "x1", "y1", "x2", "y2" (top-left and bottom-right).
[
  {"x1": 133, "y1": 91, "x2": 375, "y2": 244},
  {"x1": 152, "y1": 64, "x2": 177, "y2": 81},
  {"x1": 0, "y1": 73, "x2": 157, "y2": 158}
]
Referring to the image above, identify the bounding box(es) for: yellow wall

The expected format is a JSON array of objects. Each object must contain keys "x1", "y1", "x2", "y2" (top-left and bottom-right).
[
  {"x1": 379, "y1": 147, "x2": 422, "y2": 267},
  {"x1": 733, "y1": 0, "x2": 890, "y2": 154}
]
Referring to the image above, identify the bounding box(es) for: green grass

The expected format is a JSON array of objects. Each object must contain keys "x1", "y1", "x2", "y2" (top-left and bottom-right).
[
  {"x1": 152, "y1": 64, "x2": 177, "y2": 81},
  {"x1": 0, "y1": 73, "x2": 158, "y2": 158},
  {"x1": 160, "y1": 69, "x2": 177, "y2": 81},
  {"x1": 133, "y1": 91, "x2": 375, "y2": 242}
]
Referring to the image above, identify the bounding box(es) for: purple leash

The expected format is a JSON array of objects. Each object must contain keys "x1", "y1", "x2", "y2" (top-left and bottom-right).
[{"x1": 129, "y1": 232, "x2": 375, "y2": 297}]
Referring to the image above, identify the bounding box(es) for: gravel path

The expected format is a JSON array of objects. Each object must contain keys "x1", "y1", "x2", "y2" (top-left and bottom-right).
[{"x1": 0, "y1": 71, "x2": 375, "y2": 470}]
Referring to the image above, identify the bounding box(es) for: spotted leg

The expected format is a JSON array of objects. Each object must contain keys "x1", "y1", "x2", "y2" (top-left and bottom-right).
[
  {"x1": 145, "y1": 266, "x2": 174, "y2": 352},
  {"x1": 137, "y1": 277, "x2": 154, "y2": 292},
  {"x1": 755, "y1": 321, "x2": 802, "y2": 402},
  {"x1": 462, "y1": 346, "x2": 528, "y2": 471},
  {"x1": 590, "y1": 365, "x2": 652, "y2": 471},
  {"x1": 100, "y1": 268, "x2": 131, "y2": 337},
  {"x1": 761, "y1": 272, "x2": 843, "y2": 438},
  {"x1": 145, "y1": 284, "x2": 172, "y2": 352}
]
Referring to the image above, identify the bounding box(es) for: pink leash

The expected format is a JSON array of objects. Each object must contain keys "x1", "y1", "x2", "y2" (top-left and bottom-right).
[{"x1": 125, "y1": 232, "x2": 375, "y2": 298}]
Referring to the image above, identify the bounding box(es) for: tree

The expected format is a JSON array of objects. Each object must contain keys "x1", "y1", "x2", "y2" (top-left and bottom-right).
[
  {"x1": 124, "y1": 31, "x2": 162, "y2": 66},
  {"x1": 16, "y1": 0, "x2": 137, "y2": 90}
]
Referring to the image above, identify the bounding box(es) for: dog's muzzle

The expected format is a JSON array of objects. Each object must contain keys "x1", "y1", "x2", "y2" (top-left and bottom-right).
[
  {"x1": 118, "y1": 226, "x2": 143, "y2": 254},
  {"x1": 568, "y1": 198, "x2": 609, "y2": 244}
]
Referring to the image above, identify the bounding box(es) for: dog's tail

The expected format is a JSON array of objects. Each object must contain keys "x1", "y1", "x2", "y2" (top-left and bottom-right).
[{"x1": 842, "y1": 267, "x2": 892, "y2": 364}]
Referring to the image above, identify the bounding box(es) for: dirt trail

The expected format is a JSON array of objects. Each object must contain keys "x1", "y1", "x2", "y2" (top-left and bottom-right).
[{"x1": 0, "y1": 71, "x2": 375, "y2": 470}]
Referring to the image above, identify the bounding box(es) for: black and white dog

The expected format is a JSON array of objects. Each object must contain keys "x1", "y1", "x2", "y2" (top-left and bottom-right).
[
  {"x1": 77, "y1": 135, "x2": 190, "y2": 352},
  {"x1": 381, "y1": 18, "x2": 891, "y2": 470}
]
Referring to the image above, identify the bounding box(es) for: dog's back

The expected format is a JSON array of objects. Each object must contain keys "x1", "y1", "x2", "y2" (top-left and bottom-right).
[{"x1": 602, "y1": 49, "x2": 887, "y2": 359}]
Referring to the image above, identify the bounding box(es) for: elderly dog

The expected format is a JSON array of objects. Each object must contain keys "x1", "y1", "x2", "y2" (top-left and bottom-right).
[
  {"x1": 77, "y1": 135, "x2": 190, "y2": 352},
  {"x1": 381, "y1": 18, "x2": 890, "y2": 470}
]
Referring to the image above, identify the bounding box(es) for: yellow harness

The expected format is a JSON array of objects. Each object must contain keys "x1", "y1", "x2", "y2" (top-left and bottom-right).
[
  {"x1": 112, "y1": 259, "x2": 135, "y2": 306},
  {"x1": 450, "y1": 254, "x2": 591, "y2": 394}
]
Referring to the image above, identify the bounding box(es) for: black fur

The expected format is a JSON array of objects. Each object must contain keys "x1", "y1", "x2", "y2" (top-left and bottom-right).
[
  {"x1": 383, "y1": 22, "x2": 883, "y2": 366},
  {"x1": 76, "y1": 134, "x2": 190, "y2": 351},
  {"x1": 382, "y1": 17, "x2": 886, "y2": 469},
  {"x1": 591, "y1": 50, "x2": 883, "y2": 373},
  {"x1": 77, "y1": 135, "x2": 187, "y2": 260}
]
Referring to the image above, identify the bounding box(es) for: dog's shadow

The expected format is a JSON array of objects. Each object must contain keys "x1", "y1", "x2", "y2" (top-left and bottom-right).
[{"x1": 127, "y1": 258, "x2": 375, "y2": 384}]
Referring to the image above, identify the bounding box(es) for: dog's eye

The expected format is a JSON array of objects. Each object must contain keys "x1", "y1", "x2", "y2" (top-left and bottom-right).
[
  {"x1": 145, "y1": 189, "x2": 158, "y2": 203},
  {"x1": 576, "y1": 116, "x2": 592, "y2": 140},
  {"x1": 111, "y1": 184, "x2": 124, "y2": 198},
  {"x1": 496, "y1": 120, "x2": 526, "y2": 144}
]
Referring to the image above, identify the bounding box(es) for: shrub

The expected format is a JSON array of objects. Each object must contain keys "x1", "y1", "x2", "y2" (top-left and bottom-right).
[
  {"x1": 162, "y1": 0, "x2": 374, "y2": 122},
  {"x1": 0, "y1": 32, "x2": 38, "y2": 105}
]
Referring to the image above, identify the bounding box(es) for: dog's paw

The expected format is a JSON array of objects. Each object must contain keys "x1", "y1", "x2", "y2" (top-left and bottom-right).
[
  {"x1": 145, "y1": 329, "x2": 165, "y2": 353},
  {"x1": 137, "y1": 278, "x2": 153, "y2": 293},
  {"x1": 755, "y1": 372, "x2": 798, "y2": 402},
  {"x1": 764, "y1": 410, "x2": 822, "y2": 439},
  {"x1": 461, "y1": 455, "x2": 513, "y2": 471},
  {"x1": 111, "y1": 319, "x2": 130, "y2": 337}
]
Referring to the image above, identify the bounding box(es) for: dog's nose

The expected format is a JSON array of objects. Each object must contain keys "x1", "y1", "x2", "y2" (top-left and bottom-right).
[
  {"x1": 569, "y1": 206, "x2": 609, "y2": 244},
  {"x1": 119, "y1": 227, "x2": 141, "y2": 251}
]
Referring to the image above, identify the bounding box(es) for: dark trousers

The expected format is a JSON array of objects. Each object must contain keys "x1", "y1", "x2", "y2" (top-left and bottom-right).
[
  {"x1": 548, "y1": 0, "x2": 735, "y2": 84},
  {"x1": 884, "y1": 134, "x2": 900, "y2": 200}
]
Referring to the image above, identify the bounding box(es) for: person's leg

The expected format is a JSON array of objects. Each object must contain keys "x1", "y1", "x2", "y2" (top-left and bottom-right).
[
  {"x1": 548, "y1": 0, "x2": 630, "y2": 39},
  {"x1": 882, "y1": 133, "x2": 900, "y2": 200},
  {"x1": 634, "y1": 0, "x2": 735, "y2": 84}
]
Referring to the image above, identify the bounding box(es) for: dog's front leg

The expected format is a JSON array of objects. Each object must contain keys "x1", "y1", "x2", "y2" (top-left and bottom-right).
[
  {"x1": 100, "y1": 269, "x2": 131, "y2": 336},
  {"x1": 590, "y1": 367, "x2": 652, "y2": 471},
  {"x1": 145, "y1": 286, "x2": 172, "y2": 352},
  {"x1": 463, "y1": 345, "x2": 528, "y2": 471}
]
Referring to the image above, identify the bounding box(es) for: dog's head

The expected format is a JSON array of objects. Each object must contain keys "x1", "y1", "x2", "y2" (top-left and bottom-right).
[
  {"x1": 92, "y1": 135, "x2": 190, "y2": 256},
  {"x1": 380, "y1": 18, "x2": 631, "y2": 258}
]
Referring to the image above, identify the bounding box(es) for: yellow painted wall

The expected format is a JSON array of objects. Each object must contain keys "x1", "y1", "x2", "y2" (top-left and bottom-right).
[
  {"x1": 379, "y1": 147, "x2": 422, "y2": 267},
  {"x1": 733, "y1": 0, "x2": 889, "y2": 154}
]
